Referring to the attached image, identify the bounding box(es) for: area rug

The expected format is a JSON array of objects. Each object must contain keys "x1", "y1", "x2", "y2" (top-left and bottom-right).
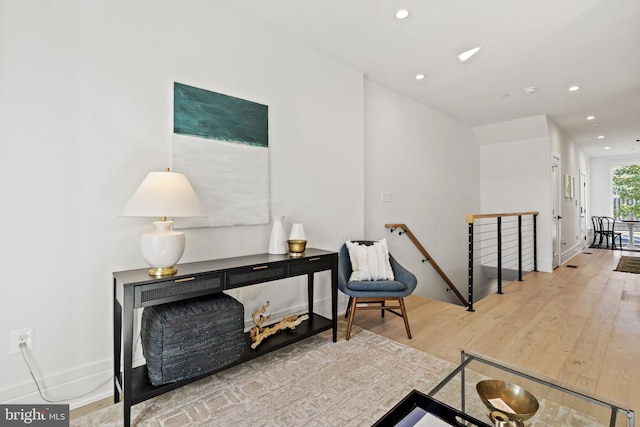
[
  {"x1": 71, "y1": 325, "x2": 454, "y2": 427},
  {"x1": 614, "y1": 256, "x2": 640, "y2": 273},
  {"x1": 72, "y1": 323, "x2": 617, "y2": 426}
]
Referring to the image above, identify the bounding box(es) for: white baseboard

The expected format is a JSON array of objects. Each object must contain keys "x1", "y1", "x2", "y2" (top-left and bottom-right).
[
  {"x1": 1, "y1": 293, "x2": 351, "y2": 411},
  {"x1": 562, "y1": 243, "x2": 584, "y2": 263},
  {"x1": 0, "y1": 358, "x2": 113, "y2": 410}
]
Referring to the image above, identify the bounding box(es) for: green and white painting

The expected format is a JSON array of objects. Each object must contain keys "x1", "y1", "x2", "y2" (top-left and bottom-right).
[{"x1": 172, "y1": 82, "x2": 269, "y2": 227}]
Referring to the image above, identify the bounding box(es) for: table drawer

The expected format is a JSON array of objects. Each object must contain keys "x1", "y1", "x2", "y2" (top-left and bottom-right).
[
  {"x1": 135, "y1": 272, "x2": 223, "y2": 307},
  {"x1": 225, "y1": 262, "x2": 288, "y2": 289},
  {"x1": 289, "y1": 255, "x2": 333, "y2": 275}
]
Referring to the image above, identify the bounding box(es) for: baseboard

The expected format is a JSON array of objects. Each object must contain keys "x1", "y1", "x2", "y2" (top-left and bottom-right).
[
  {"x1": 0, "y1": 358, "x2": 113, "y2": 410},
  {"x1": 1, "y1": 293, "x2": 351, "y2": 412},
  {"x1": 562, "y1": 243, "x2": 584, "y2": 263}
]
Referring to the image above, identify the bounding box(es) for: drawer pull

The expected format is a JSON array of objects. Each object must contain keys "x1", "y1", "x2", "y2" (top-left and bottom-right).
[
  {"x1": 309, "y1": 257, "x2": 321, "y2": 261},
  {"x1": 253, "y1": 265, "x2": 269, "y2": 270},
  {"x1": 175, "y1": 277, "x2": 196, "y2": 283}
]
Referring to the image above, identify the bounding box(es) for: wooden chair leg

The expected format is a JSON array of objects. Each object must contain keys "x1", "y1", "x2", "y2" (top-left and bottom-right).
[
  {"x1": 399, "y1": 298, "x2": 412, "y2": 339},
  {"x1": 345, "y1": 297, "x2": 358, "y2": 340},
  {"x1": 381, "y1": 299, "x2": 385, "y2": 317}
]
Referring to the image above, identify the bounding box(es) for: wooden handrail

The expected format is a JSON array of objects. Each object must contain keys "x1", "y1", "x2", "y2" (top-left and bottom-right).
[
  {"x1": 385, "y1": 223, "x2": 467, "y2": 306},
  {"x1": 466, "y1": 211, "x2": 539, "y2": 224}
]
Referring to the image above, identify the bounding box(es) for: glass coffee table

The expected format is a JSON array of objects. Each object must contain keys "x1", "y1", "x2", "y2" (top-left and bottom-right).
[{"x1": 375, "y1": 350, "x2": 635, "y2": 427}]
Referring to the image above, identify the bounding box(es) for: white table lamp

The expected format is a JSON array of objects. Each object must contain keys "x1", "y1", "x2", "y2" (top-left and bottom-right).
[{"x1": 122, "y1": 169, "x2": 205, "y2": 276}]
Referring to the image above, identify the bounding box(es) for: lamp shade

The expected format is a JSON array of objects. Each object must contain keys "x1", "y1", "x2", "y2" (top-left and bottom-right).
[
  {"x1": 121, "y1": 171, "x2": 205, "y2": 218},
  {"x1": 122, "y1": 170, "x2": 205, "y2": 277}
]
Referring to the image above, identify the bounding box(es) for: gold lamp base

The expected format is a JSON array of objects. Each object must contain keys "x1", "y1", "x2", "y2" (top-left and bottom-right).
[{"x1": 148, "y1": 266, "x2": 178, "y2": 277}]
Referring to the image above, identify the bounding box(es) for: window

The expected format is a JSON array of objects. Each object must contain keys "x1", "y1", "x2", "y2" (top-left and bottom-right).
[{"x1": 612, "y1": 164, "x2": 640, "y2": 220}]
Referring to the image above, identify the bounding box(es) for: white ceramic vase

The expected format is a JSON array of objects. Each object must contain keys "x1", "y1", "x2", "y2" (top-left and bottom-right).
[{"x1": 268, "y1": 216, "x2": 288, "y2": 254}]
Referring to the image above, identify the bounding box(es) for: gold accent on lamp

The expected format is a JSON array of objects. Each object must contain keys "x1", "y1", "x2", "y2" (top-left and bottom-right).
[{"x1": 121, "y1": 168, "x2": 205, "y2": 277}]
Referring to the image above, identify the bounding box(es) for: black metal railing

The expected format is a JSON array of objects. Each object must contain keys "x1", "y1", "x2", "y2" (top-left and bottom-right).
[{"x1": 466, "y1": 211, "x2": 538, "y2": 312}]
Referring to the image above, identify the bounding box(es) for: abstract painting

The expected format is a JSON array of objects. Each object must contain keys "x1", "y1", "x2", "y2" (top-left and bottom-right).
[{"x1": 172, "y1": 82, "x2": 269, "y2": 227}]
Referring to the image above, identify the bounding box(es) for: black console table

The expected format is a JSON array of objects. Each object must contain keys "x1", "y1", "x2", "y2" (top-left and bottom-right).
[{"x1": 113, "y1": 248, "x2": 338, "y2": 427}]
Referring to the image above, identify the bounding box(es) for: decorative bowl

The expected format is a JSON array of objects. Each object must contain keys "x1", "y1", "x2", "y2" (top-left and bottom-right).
[
  {"x1": 476, "y1": 380, "x2": 539, "y2": 422},
  {"x1": 287, "y1": 239, "x2": 307, "y2": 256}
]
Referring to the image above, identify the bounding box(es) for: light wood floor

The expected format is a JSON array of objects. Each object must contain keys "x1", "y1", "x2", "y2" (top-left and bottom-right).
[{"x1": 353, "y1": 247, "x2": 640, "y2": 417}]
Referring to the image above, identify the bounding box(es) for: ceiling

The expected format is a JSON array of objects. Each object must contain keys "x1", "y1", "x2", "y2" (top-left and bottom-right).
[{"x1": 219, "y1": 0, "x2": 640, "y2": 159}]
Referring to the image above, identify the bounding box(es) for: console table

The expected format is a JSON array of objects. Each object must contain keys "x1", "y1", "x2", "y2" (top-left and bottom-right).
[{"x1": 113, "y1": 248, "x2": 338, "y2": 427}]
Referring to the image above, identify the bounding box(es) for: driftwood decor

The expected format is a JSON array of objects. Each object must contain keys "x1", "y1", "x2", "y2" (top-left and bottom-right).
[{"x1": 249, "y1": 301, "x2": 309, "y2": 349}]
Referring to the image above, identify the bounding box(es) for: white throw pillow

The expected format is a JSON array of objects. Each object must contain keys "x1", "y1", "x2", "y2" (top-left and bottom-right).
[{"x1": 345, "y1": 239, "x2": 395, "y2": 281}]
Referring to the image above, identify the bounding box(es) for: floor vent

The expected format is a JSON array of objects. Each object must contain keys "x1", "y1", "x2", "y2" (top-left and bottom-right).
[
  {"x1": 583, "y1": 251, "x2": 593, "y2": 255},
  {"x1": 566, "y1": 265, "x2": 578, "y2": 268}
]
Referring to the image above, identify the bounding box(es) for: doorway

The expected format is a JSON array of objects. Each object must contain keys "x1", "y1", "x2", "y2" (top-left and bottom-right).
[
  {"x1": 580, "y1": 171, "x2": 587, "y2": 246},
  {"x1": 552, "y1": 154, "x2": 561, "y2": 268}
]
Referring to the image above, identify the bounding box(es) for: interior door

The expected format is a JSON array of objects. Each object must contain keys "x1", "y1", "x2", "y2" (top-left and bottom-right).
[
  {"x1": 580, "y1": 171, "x2": 587, "y2": 246},
  {"x1": 552, "y1": 155, "x2": 561, "y2": 269}
]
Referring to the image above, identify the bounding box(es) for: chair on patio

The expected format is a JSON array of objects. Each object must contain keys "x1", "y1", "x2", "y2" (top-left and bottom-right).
[
  {"x1": 338, "y1": 239, "x2": 417, "y2": 340},
  {"x1": 600, "y1": 217, "x2": 622, "y2": 250}
]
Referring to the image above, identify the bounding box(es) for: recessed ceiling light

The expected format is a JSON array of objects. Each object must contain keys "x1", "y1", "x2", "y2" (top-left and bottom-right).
[
  {"x1": 598, "y1": 135, "x2": 605, "y2": 139},
  {"x1": 586, "y1": 116, "x2": 595, "y2": 120},
  {"x1": 592, "y1": 123, "x2": 599, "y2": 126},
  {"x1": 523, "y1": 87, "x2": 537, "y2": 95},
  {"x1": 604, "y1": 145, "x2": 611, "y2": 150},
  {"x1": 415, "y1": 74, "x2": 425, "y2": 80},
  {"x1": 458, "y1": 47, "x2": 481, "y2": 62},
  {"x1": 569, "y1": 85, "x2": 580, "y2": 92},
  {"x1": 395, "y1": 9, "x2": 409, "y2": 19}
]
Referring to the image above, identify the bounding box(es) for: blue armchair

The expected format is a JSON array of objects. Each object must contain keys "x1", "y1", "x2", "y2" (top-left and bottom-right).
[{"x1": 338, "y1": 241, "x2": 417, "y2": 340}]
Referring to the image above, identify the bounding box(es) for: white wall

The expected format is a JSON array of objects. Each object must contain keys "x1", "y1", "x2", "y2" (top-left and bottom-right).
[
  {"x1": 475, "y1": 115, "x2": 590, "y2": 272},
  {"x1": 0, "y1": 0, "x2": 364, "y2": 407},
  {"x1": 363, "y1": 80, "x2": 480, "y2": 304},
  {"x1": 547, "y1": 118, "x2": 589, "y2": 258},
  {"x1": 479, "y1": 138, "x2": 552, "y2": 271},
  {"x1": 475, "y1": 116, "x2": 553, "y2": 272}
]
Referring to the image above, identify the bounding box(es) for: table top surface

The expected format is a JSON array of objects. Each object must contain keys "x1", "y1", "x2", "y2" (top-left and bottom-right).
[
  {"x1": 427, "y1": 351, "x2": 633, "y2": 427},
  {"x1": 113, "y1": 248, "x2": 336, "y2": 286}
]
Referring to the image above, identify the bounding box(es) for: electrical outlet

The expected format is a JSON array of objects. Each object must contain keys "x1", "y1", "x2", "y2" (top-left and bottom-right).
[{"x1": 9, "y1": 327, "x2": 34, "y2": 354}]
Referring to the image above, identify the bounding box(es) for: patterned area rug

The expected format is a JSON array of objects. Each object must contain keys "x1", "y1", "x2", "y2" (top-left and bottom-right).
[
  {"x1": 72, "y1": 325, "x2": 453, "y2": 427},
  {"x1": 615, "y1": 256, "x2": 640, "y2": 273},
  {"x1": 72, "y1": 324, "x2": 614, "y2": 426}
]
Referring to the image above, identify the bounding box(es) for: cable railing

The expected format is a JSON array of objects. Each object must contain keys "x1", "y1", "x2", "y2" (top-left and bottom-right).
[{"x1": 467, "y1": 211, "x2": 538, "y2": 312}]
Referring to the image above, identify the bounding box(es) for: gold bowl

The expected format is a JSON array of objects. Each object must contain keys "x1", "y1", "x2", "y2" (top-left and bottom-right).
[
  {"x1": 287, "y1": 239, "x2": 307, "y2": 257},
  {"x1": 476, "y1": 380, "x2": 539, "y2": 422}
]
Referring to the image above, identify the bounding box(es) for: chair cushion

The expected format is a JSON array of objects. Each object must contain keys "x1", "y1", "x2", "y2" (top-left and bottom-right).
[
  {"x1": 346, "y1": 279, "x2": 407, "y2": 292},
  {"x1": 345, "y1": 239, "x2": 394, "y2": 281}
]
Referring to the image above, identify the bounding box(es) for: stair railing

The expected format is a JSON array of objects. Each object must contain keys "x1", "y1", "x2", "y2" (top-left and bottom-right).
[
  {"x1": 385, "y1": 223, "x2": 467, "y2": 306},
  {"x1": 466, "y1": 211, "x2": 538, "y2": 312}
]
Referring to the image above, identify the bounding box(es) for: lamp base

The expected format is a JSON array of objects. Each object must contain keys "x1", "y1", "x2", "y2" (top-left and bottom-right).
[
  {"x1": 148, "y1": 266, "x2": 178, "y2": 277},
  {"x1": 141, "y1": 220, "x2": 185, "y2": 277}
]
